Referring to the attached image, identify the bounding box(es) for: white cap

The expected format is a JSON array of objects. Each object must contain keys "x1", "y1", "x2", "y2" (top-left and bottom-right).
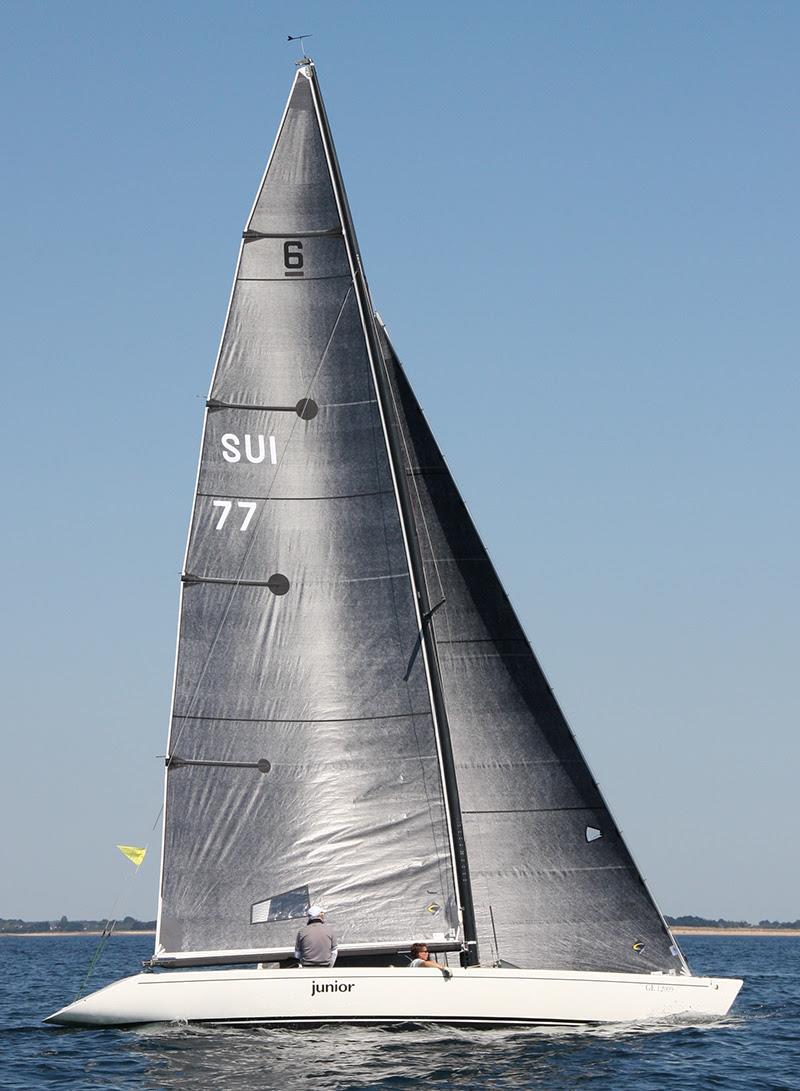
[{"x1": 307, "y1": 904, "x2": 324, "y2": 919}]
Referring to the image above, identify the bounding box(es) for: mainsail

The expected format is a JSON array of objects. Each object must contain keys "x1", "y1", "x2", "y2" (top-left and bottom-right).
[
  {"x1": 157, "y1": 61, "x2": 685, "y2": 977},
  {"x1": 156, "y1": 66, "x2": 458, "y2": 964}
]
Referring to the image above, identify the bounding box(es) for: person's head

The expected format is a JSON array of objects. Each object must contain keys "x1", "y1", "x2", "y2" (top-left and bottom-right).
[
  {"x1": 307, "y1": 904, "x2": 324, "y2": 921},
  {"x1": 410, "y1": 942, "x2": 429, "y2": 960}
]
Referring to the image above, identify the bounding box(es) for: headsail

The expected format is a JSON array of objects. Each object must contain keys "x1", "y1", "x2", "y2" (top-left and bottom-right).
[
  {"x1": 375, "y1": 322, "x2": 686, "y2": 975},
  {"x1": 156, "y1": 67, "x2": 458, "y2": 964}
]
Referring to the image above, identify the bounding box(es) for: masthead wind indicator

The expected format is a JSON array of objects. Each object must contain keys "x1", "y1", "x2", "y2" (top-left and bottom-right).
[{"x1": 287, "y1": 34, "x2": 313, "y2": 62}]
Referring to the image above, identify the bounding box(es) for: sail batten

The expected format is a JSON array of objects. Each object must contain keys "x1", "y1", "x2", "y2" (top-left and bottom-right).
[
  {"x1": 243, "y1": 229, "x2": 344, "y2": 239},
  {"x1": 173, "y1": 711, "x2": 432, "y2": 725}
]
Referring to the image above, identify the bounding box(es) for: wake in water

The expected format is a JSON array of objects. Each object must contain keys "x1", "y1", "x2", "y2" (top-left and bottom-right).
[{"x1": 119, "y1": 1012, "x2": 749, "y2": 1091}]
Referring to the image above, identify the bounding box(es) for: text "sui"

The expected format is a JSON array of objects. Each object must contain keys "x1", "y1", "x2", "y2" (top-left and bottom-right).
[{"x1": 221, "y1": 434, "x2": 277, "y2": 465}]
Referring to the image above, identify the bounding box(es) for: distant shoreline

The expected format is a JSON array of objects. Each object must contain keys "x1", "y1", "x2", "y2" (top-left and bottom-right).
[
  {"x1": 0, "y1": 931, "x2": 155, "y2": 937},
  {"x1": 3, "y1": 926, "x2": 800, "y2": 938},
  {"x1": 671, "y1": 926, "x2": 800, "y2": 937}
]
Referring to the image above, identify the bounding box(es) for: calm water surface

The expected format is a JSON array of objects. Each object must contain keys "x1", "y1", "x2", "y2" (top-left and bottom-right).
[{"x1": 0, "y1": 935, "x2": 797, "y2": 1090}]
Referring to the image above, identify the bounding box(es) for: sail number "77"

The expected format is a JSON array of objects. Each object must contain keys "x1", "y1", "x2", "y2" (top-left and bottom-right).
[{"x1": 211, "y1": 500, "x2": 257, "y2": 530}]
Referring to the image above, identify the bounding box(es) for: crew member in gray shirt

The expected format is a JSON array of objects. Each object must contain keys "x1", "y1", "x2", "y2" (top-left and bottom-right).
[{"x1": 294, "y1": 905, "x2": 338, "y2": 967}]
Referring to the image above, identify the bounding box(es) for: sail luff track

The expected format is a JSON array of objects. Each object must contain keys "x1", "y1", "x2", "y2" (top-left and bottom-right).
[{"x1": 306, "y1": 64, "x2": 479, "y2": 966}]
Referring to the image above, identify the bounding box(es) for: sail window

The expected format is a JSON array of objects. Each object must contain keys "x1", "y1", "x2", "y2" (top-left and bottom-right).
[
  {"x1": 295, "y1": 398, "x2": 318, "y2": 420},
  {"x1": 251, "y1": 885, "x2": 310, "y2": 925},
  {"x1": 585, "y1": 826, "x2": 602, "y2": 842},
  {"x1": 267, "y1": 574, "x2": 291, "y2": 596}
]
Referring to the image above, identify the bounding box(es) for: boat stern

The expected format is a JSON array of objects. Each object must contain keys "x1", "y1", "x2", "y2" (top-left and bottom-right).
[{"x1": 705, "y1": 974, "x2": 743, "y2": 1016}]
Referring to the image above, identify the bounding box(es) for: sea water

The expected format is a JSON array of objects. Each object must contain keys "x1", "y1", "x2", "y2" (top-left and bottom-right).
[{"x1": 0, "y1": 934, "x2": 797, "y2": 1090}]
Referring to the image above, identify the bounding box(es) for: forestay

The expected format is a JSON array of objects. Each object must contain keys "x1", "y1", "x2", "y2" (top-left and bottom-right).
[
  {"x1": 156, "y1": 68, "x2": 458, "y2": 963},
  {"x1": 375, "y1": 323, "x2": 686, "y2": 976}
]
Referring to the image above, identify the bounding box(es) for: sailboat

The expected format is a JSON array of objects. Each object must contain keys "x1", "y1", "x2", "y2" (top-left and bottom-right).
[{"x1": 47, "y1": 59, "x2": 741, "y2": 1028}]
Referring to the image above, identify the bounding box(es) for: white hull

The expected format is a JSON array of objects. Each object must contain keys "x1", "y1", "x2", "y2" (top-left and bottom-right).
[{"x1": 46, "y1": 967, "x2": 742, "y2": 1028}]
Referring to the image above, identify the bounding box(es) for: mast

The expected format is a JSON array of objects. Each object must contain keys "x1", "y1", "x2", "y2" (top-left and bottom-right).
[{"x1": 305, "y1": 62, "x2": 479, "y2": 966}]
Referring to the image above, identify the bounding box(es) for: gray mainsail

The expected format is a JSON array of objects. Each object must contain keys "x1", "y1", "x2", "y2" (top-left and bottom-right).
[
  {"x1": 375, "y1": 322, "x2": 686, "y2": 976},
  {"x1": 156, "y1": 67, "x2": 458, "y2": 964}
]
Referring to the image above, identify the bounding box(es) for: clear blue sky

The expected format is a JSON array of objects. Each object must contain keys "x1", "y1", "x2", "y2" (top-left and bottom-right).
[{"x1": 1, "y1": 1, "x2": 797, "y2": 925}]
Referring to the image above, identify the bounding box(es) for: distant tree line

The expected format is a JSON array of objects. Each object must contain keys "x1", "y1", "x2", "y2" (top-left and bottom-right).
[
  {"x1": 666, "y1": 915, "x2": 800, "y2": 929},
  {"x1": 0, "y1": 915, "x2": 155, "y2": 933},
  {"x1": 4, "y1": 913, "x2": 798, "y2": 933}
]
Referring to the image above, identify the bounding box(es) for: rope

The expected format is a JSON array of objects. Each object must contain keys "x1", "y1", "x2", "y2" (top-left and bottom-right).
[{"x1": 74, "y1": 847, "x2": 150, "y2": 999}]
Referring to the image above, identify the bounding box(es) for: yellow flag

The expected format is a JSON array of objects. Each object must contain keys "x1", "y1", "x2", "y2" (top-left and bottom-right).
[{"x1": 117, "y1": 844, "x2": 147, "y2": 867}]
